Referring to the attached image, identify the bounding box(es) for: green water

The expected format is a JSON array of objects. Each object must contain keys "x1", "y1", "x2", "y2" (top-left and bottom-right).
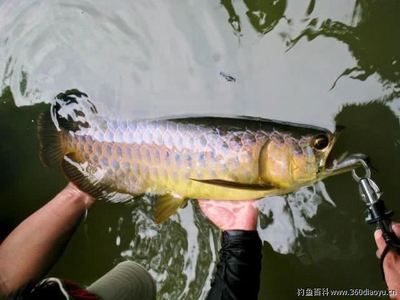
[{"x1": 1, "y1": 0, "x2": 400, "y2": 299}]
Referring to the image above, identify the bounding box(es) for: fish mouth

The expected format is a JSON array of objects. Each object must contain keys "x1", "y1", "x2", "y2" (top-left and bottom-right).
[{"x1": 322, "y1": 153, "x2": 369, "y2": 177}]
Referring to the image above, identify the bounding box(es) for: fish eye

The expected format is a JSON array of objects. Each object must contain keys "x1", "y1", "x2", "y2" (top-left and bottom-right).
[{"x1": 313, "y1": 134, "x2": 329, "y2": 150}]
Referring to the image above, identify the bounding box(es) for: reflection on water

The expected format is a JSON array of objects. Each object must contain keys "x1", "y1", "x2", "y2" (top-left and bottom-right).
[
  {"x1": 115, "y1": 198, "x2": 218, "y2": 300},
  {"x1": 289, "y1": 0, "x2": 400, "y2": 93},
  {"x1": 0, "y1": 0, "x2": 391, "y2": 128},
  {"x1": 221, "y1": 0, "x2": 287, "y2": 35},
  {"x1": 257, "y1": 182, "x2": 334, "y2": 255},
  {"x1": 1, "y1": 0, "x2": 400, "y2": 299}
]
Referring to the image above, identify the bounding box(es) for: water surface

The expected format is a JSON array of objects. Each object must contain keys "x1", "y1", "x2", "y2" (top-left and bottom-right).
[{"x1": 1, "y1": 0, "x2": 399, "y2": 299}]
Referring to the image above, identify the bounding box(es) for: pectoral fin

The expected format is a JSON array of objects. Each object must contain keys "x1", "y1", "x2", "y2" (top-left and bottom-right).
[
  {"x1": 155, "y1": 194, "x2": 186, "y2": 224},
  {"x1": 190, "y1": 178, "x2": 276, "y2": 191}
]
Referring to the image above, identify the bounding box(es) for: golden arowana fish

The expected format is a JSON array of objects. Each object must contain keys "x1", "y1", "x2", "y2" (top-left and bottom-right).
[{"x1": 38, "y1": 90, "x2": 364, "y2": 223}]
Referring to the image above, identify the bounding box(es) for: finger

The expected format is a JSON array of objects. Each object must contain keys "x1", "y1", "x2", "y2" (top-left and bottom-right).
[
  {"x1": 392, "y1": 223, "x2": 400, "y2": 236},
  {"x1": 374, "y1": 224, "x2": 400, "y2": 259},
  {"x1": 198, "y1": 199, "x2": 226, "y2": 220},
  {"x1": 375, "y1": 229, "x2": 387, "y2": 258}
]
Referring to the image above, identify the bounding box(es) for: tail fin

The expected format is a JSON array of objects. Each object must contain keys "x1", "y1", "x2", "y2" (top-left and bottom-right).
[{"x1": 37, "y1": 111, "x2": 64, "y2": 167}]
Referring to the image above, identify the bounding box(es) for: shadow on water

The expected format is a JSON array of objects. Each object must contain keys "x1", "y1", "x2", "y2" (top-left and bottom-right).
[
  {"x1": 334, "y1": 102, "x2": 400, "y2": 204},
  {"x1": 290, "y1": 0, "x2": 400, "y2": 94},
  {"x1": 259, "y1": 101, "x2": 400, "y2": 299}
]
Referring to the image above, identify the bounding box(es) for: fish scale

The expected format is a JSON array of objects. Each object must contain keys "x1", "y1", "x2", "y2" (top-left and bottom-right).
[{"x1": 60, "y1": 118, "x2": 268, "y2": 199}]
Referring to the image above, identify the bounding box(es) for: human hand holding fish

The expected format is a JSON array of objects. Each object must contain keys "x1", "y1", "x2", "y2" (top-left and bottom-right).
[
  {"x1": 199, "y1": 199, "x2": 262, "y2": 300},
  {"x1": 198, "y1": 199, "x2": 258, "y2": 231},
  {"x1": 64, "y1": 182, "x2": 96, "y2": 209},
  {"x1": 0, "y1": 183, "x2": 93, "y2": 296},
  {"x1": 375, "y1": 224, "x2": 400, "y2": 297}
]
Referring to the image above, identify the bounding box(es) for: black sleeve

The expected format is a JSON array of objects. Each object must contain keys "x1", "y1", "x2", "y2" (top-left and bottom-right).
[{"x1": 206, "y1": 230, "x2": 262, "y2": 300}]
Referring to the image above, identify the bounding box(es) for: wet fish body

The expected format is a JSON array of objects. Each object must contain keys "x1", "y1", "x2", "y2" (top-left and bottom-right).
[
  {"x1": 59, "y1": 117, "x2": 322, "y2": 199},
  {"x1": 38, "y1": 91, "x2": 360, "y2": 223}
]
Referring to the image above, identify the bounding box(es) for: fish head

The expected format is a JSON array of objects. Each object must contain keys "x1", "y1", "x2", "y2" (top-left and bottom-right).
[{"x1": 259, "y1": 127, "x2": 357, "y2": 189}]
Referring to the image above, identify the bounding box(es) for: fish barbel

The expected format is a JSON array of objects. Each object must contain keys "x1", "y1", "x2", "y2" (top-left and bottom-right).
[{"x1": 38, "y1": 90, "x2": 363, "y2": 223}]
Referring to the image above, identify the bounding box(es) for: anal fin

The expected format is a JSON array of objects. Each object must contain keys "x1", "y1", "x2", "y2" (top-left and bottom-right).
[
  {"x1": 62, "y1": 154, "x2": 113, "y2": 200},
  {"x1": 155, "y1": 194, "x2": 186, "y2": 224}
]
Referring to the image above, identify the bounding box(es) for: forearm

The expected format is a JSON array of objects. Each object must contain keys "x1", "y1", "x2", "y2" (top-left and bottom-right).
[
  {"x1": 207, "y1": 230, "x2": 262, "y2": 300},
  {"x1": 0, "y1": 184, "x2": 92, "y2": 296}
]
